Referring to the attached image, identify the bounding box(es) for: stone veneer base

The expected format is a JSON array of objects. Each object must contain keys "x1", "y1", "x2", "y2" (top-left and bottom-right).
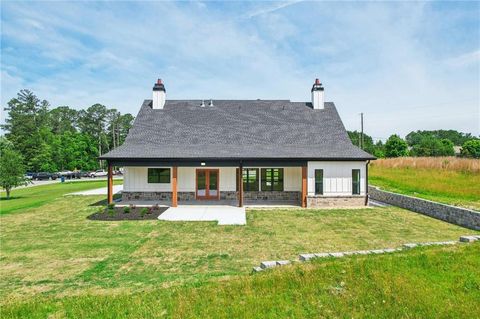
[
  {"x1": 122, "y1": 191, "x2": 301, "y2": 202},
  {"x1": 123, "y1": 191, "x2": 367, "y2": 208}
]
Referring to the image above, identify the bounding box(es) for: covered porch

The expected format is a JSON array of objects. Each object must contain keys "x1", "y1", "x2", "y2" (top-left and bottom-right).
[{"x1": 106, "y1": 159, "x2": 308, "y2": 208}]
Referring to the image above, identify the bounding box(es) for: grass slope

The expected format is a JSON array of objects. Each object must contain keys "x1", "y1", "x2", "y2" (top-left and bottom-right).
[
  {"x1": 370, "y1": 165, "x2": 480, "y2": 210},
  {"x1": 3, "y1": 244, "x2": 479, "y2": 318},
  {"x1": 0, "y1": 180, "x2": 122, "y2": 215},
  {"x1": 1, "y1": 195, "x2": 477, "y2": 301}
]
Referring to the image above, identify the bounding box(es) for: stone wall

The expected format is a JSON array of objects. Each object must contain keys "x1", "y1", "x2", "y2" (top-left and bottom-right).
[
  {"x1": 243, "y1": 191, "x2": 300, "y2": 201},
  {"x1": 122, "y1": 192, "x2": 195, "y2": 201},
  {"x1": 369, "y1": 186, "x2": 480, "y2": 231},
  {"x1": 122, "y1": 191, "x2": 300, "y2": 202},
  {"x1": 307, "y1": 195, "x2": 366, "y2": 208}
]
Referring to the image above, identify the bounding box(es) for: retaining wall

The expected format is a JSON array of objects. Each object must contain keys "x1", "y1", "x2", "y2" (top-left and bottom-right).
[{"x1": 369, "y1": 186, "x2": 480, "y2": 231}]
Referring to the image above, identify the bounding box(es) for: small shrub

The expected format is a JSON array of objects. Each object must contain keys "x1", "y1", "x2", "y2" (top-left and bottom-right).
[
  {"x1": 140, "y1": 207, "x2": 148, "y2": 217},
  {"x1": 108, "y1": 209, "x2": 115, "y2": 216},
  {"x1": 147, "y1": 207, "x2": 153, "y2": 214},
  {"x1": 153, "y1": 204, "x2": 160, "y2": 210},
  {"x1": 130, "y1": 204, "x2": 136, "y2": 210},
  {"x1": 123, "y1": 206, "x2": 130, "y2": 214},
  {"x1": 107, "y1": 203, "x2": 115, "y2": 209}
]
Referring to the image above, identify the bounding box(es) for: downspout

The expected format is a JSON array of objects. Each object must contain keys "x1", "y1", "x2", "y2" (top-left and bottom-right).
[{"x1": 365, "y1": 160, "x2": 370, "y2": 206}]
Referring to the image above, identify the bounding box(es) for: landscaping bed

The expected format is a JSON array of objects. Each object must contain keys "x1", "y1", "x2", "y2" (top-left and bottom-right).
[{"x1": 88, "y1": 205, "x2": 168, "y2": 221}]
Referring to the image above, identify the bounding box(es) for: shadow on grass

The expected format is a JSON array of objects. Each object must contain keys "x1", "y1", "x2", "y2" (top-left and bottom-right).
[
  {"x1": 89, "y1": 194, "x2": 122, "y2": 207},
  {"x1": 0, "y1": 196, "x2": 25, "y2": 201}
]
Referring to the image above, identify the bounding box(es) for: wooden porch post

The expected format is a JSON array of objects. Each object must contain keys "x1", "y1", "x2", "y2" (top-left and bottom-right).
[
  {"x1": 107, "y1": 162, "x2": 113, "y2": 204},
  {"x1": 301, "y1": 165, "x2": 307, "y2": 208},
  {"x1": 172, "y1": 166, "x2": 178, "y2": 207},
  {"x1": 238, "y1": 163, "x2": 243, "y2": 207}
]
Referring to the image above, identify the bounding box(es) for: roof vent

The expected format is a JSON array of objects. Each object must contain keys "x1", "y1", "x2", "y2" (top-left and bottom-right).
[
  {"x1": 208, "y1": 99, "x2": 214, "y2": 107},
  {"x1": 200, "y1": 100, "x2": 205, "y2": 107}
]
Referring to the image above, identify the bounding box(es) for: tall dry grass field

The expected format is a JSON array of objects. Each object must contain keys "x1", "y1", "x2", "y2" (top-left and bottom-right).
[
  {"x1": 370, "y1": 157, "x2": 480, "y2": 210},
  {"x1": 372, "y1": 157, "x2": 480, "y2": 173}
]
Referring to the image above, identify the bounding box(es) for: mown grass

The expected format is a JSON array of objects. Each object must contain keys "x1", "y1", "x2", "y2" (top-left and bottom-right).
[
  {"x1": 3, "y1": 243, "x2": 479, "y2": 318},
  {"x1": 370, "y1": 164, "x2": 480, "y2": 210},
  {"x1": 1, "y1": 194, "x2": 477, "y2": 303},
  {"x1": 0, "y1": 180, "x2": 123, "y2": 215}
]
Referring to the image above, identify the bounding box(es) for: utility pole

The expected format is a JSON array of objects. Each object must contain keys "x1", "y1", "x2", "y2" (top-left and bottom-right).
[{"x1": 360, "y1": 112, "x2": 364, "y2": 150}]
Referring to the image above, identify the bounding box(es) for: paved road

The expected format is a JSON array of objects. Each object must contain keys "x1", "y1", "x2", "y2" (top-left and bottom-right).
[{"x1": 15, "y1": 176, "x2": 123, "y2": 189}]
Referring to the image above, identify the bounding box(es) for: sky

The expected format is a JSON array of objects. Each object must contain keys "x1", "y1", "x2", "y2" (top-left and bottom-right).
[{"x1": 1, "y1": 1, "x2": 479, "y2": 140}]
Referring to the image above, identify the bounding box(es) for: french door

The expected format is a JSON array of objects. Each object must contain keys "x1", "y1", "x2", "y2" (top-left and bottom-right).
[{"x1": 196, "y1": 169, "x2": 219, "y2": 200}]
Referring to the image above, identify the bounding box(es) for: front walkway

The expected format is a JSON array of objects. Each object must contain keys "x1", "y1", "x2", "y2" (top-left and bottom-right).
[{"x1": 159, "y1": 205, "x2": 246, "y2": 225}]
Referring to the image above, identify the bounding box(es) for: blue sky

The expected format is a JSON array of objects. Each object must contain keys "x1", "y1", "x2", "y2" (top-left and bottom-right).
[{"x1": 1, "y1": 1, "x2": 479, "y2": 139}]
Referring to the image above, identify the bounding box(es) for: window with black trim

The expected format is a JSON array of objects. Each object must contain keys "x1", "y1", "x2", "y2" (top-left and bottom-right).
[
  {"x1": 261, "y1": 168, "x2": 283, "y2": 191},
  {"x1": 352, "y1": 169, "x2": 360, "y2": 195},
  {"x1": 315, "y1": 169, "x2": 323, "y2": 195},
  {"x1": 148, "y1": 168, "x2": 170, "y2": 183},
  {"x1": 243, "y1": 168, "x2": 259, "y2": 191}
]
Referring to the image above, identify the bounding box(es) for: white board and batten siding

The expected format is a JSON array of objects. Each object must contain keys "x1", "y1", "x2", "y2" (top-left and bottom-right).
[
  {"x1": 307, "y1": 161, "x2": 366, "y2": 196},
  {"x1": 123, "y1": 167, "x2": 302, "y2": 192}
]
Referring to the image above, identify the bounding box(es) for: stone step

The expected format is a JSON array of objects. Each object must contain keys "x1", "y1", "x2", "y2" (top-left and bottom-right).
[
  {"x1": 260, "y1": 261, "x2": 277, "y2": 269},
  {"x1": 299, "y1": 253, "x2": 316, "y2": 261},
  {"x1": 276, "y1": 260, "x2": 291, "y2": 266},
  {"x1": 460, "y1": 235, "x2": 478, "y2": 243}
]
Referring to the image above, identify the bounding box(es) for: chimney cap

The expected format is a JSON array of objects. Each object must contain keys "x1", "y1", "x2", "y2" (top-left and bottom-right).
[
  {"x1": 153, "y1": 78, "x2": 166, "y2": 92},
  {"x1": 311, "y1": 78, "x2": 324, "y2": 92}
]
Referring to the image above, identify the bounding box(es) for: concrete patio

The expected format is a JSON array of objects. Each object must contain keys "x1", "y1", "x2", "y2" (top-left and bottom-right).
[{"x1": 158, "y1": 205, "x2": 246, "y2": 225}]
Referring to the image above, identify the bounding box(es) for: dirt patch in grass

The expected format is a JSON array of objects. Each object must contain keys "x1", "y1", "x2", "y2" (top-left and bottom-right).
[{"x1": 87, "y1": 206, "x2": 168, "y2": 221}]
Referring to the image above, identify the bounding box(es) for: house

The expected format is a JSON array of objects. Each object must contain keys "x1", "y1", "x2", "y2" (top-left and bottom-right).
[{"x1": 99, "y1": 79, "x2": 375, "y2": 208}]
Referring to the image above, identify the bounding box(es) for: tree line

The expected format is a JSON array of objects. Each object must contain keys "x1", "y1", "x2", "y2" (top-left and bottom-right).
[
  {"x1": 1, "y1": 90, "x2": 134, "y2": 172},
  {"x1": 348, "y1": 130, "x2": 480, "y2": 158}
]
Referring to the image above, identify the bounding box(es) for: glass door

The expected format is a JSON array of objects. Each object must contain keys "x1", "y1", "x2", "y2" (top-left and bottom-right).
[
  {"x1": 196, "y1": 169, "x2": 219, "y2": 199},
  {"x1": 208, "y1": 170, "x2": 218, "y2": 197},
  {"x1": 197, "y1": 170, "x2": 207, "y2": 197}
]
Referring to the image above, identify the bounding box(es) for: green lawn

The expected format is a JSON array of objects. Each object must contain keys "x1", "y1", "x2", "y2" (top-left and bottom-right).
[
  {"x1": 3, "y1": 243, "x2": 479, "y2": 318},
  {"x1": 1, "y1": 182, "x2": 478, "y2": 317},
  {"x1": 370, "y1": 165, "x2": 480, "y2": 211},
  {"x1": 0, "y1": 180, "x2": 123, "y2": 215},
  {"x1": 1, "y1": 194, "x2": 478, "y2": 307}
]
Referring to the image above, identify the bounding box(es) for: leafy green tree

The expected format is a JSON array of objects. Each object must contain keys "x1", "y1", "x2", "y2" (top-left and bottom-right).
[
  {"x1": 78, "y1": 104, "x2": 109, "y2": 167},
  {"x1": 410, "y1": 136, "x2": 454, "y2": 156},
  {"x1": 116, "y1": 113, "x2": 134, "y2": 146},
  {"x1": 49, "y1": 106, "x2": 79, "y2": 134},
  {"x1": 373, "y1": 140, "x2": 386, "y2": 158},
  {"x1": 0, "y1": 147, "x2": 29, "y2": 199},
  {"x1": 461, "y1": 140, "x2": 480, "y2": 158},
  {"x1": 406, "y1": 130, "x2": 477, "y2": 146},
  {"x1": 385, "y1": 134, "x2": 408, "y2": 158},
  {"x1": 1, "y1": 90, "x2": 50, "y2": 170},
  {"x1": 0, "y1": 137, "x2": 14, "y2": 153}
]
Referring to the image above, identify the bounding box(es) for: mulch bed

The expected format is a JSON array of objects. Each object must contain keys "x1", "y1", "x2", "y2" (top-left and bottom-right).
[{"x1": 88, "y1": 206, "x2": 169, "y2": 221}]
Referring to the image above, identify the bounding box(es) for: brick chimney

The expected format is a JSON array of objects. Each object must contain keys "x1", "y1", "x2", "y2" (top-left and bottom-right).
[{"x1": 152, "y1": 79, "x2": 166, "y2": 109}]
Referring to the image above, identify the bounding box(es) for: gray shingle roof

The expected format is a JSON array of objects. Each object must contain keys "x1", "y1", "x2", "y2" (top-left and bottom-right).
[{"x1": 100, "y1": 100, "x2": 375, "y2": 160}]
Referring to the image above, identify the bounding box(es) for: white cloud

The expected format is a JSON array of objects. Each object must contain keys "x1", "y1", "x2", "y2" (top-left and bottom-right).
[
  {"x1": 245, "y1": 1, "x2": 303, "y2": 19},
  {"x1": 445, "y1": 49, "x2": 480, "y2": 67}
]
